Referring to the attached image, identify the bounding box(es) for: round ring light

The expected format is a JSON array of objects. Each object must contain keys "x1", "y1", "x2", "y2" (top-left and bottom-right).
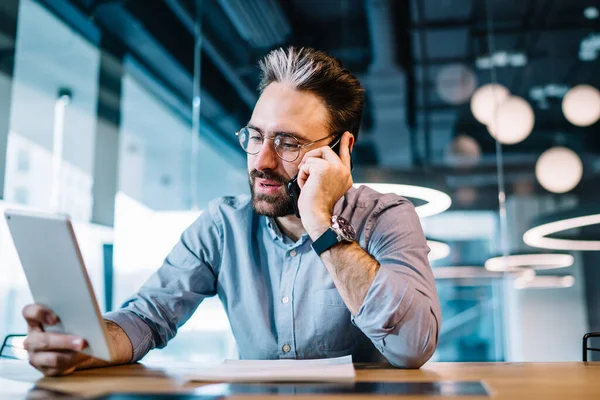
[
  {"x1": 427, "y1": 240, "x2": 451, "y2": 261},
  {"x1": 523, "y1": 207, "x2": 600, "y2": 251},
  {"x1": 485, "y1": 253, "x2": 574, "y2": 272},
  {"x1": 354, "y1": 183, "x2": 452, "y2": 218},
  {"x1": 515, "y1": 275, "x2": 575, "y2": 290},
  {"x1": 433, "y1": 266, "x2": 533, "y2": 280}
]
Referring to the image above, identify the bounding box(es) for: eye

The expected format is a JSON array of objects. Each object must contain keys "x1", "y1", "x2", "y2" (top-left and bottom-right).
[
  {"x1": 276, "y1": 136, "x2": 298, "y2": 150},
  {"x1": 248, "y1": 132, "x2": 262, "y2": 142}
]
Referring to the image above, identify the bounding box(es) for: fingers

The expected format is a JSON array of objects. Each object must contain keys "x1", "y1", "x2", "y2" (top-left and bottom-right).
[
  {"x1": 25, "y1": 332, "x2": 88, "y2": 377},
  {"x1": 22, "y1": 304, "x2": 58, "y2": 333},
  {"x1": 301, "y1": 148, "x2": 337, "y2": 164},
  {"x1": 39, "y1": 366, "x2": 77, "y2": 377},
  {"x1": 297, "y1": 162, "x2": 311, "y2": 189},
  {"x1": 297, "y1": 156, "x2": 352, "y2": 189},
  {"x1": 21, "y1": 304, "x2": 89, "y2": 377},
  {"x1": 24, "y1": 331, "x2": 86, "y2": 353},
  {"x1": 300, "y1": 132, "x2": 354, "y2": 170},
  {"x1": 29, "y1": 351, "x2": 85, "y2": 376}
]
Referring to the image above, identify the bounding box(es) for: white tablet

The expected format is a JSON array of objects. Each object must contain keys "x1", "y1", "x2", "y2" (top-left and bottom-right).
[{"x1": 4, "y1": 209, "x2": 115, "y2": 361}]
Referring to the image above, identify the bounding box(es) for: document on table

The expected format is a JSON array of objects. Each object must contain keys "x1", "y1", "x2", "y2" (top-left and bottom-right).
[{"x1": 183, "y1": 355, "x2": 355, "y2": 382}]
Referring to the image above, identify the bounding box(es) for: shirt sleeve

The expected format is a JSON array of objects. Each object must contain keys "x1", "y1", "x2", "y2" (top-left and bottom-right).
[
  {"x1": 351, "y1": 199, "x2": 441, "y2": 368},
  {"x1": 103, "y1": 209, "x2": 222, "y2": 362}
]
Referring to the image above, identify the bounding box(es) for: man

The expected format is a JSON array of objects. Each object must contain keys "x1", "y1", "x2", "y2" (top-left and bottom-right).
[{"x1": 22, "y1": 47, "x2": 441, "y2": 376}]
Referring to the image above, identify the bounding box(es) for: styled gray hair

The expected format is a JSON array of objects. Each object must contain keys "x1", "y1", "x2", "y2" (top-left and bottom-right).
[{"x1": 258, "y1": 46, "x2": 365, "y2": 141}]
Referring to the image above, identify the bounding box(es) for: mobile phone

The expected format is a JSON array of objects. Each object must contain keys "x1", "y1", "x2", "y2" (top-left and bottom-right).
[{"x1": 287, "y1": 135, "x2": 353, "y2": 219}]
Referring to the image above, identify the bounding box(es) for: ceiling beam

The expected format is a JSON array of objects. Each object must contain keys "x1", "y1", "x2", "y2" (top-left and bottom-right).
[{"x1": 163, "y1": 0, "x2": 257, "y2": 109}]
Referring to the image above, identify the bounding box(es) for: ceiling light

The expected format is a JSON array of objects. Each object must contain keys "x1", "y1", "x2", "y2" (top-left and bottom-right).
[
  {"x1": 579, "y1": 33, "x2": 600, "y2": 61},
  {"x1": 523, "y1": 208, "x2": 600, "y2": 251},
  {"x1": 436, "y1": 64, "x2": 477, "y2": 105},
  {"x1": 354, "y1": 183, "x2": 452, "y2": 218},
  {"x1": 470, "y1": 84, "x2": 510, "y2": 125},
  {"x1": 446, "y1": 134, "x2": 481, "y2": 167},
  {"x1": 535, "y1": 147, "x2": 583, "y2": 193},
  {"x1": 487, "y1": 96, "x2": 535, "y2": 145},
  {"x1": 510, "y1": 53, "x2": 528, "y2": 67},
  {"x1": 427, "y1": 240, "x2": 451, "y2": 261},
  {"x1": 485, "y1": 253, "x2": 574, "y2": 272},
  {"x1": 515, "y1": 275, "x2": 575, "y2": 290},
  {"x1": 530, "y1": 84, "x2": 569, "y2": 109},
  {"x1": 475, "y1": 52, "x2": 528, "y2": 69},
  {"x1": 584, "y1": 6, "x2": 599, "y2": 20},
  {"x1": 562, "y1": 85, "x2": 600, "y2": 127},
  {"x1": 433, "y1": 266, "x2": 532, "y2": 280}
]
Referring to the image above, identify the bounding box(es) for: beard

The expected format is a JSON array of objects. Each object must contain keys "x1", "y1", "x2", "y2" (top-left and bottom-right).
[{"x1": 249, "y1": 169, "x2": 295, "y2": 218}]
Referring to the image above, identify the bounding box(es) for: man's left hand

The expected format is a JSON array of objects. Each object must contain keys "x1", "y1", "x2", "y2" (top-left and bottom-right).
[{"x1": 296, "y1": 132, "x2": 353, "y2": 240}]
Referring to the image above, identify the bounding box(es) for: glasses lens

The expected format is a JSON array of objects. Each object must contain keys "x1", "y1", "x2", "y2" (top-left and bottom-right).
[
  {"x1": 274, "y1": 134, "x2": 300, "y2": 162},
  {"x1": 239, "y1": 127, "x2": 262, "y2": 154}
]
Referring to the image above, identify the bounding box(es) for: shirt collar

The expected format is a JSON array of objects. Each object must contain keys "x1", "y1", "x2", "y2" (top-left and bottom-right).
[
  {"x1": 264, "y1": 216, "x2": 310, "y2": 247},
  {"x1": 262, "y1": 188, "x2": 354, "y2": 245}
]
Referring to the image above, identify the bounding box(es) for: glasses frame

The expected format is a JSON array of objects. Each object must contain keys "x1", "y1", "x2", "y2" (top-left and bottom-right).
[{"x1": 236, "y1": 127, "x2": 342, "y2": 162}]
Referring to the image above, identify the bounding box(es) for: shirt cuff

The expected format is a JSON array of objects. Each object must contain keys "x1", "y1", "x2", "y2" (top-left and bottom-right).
[
  {"x1": 103, "y1": 310, "x2": 155, "y2": 363},
  {"x1": 351, "y1": 266, "x2": 415, "y2": 343}
]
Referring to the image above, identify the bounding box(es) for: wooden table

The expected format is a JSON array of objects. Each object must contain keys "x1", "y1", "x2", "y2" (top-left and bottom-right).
[{"x1": 2, "y1": 359, "x2": 600, "y2": 399}]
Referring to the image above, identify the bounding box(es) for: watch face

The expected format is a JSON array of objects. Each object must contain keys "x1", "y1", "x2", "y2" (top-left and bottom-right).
[{"x1": 332, "y1": 216, "x2": 356, "y2": 242}]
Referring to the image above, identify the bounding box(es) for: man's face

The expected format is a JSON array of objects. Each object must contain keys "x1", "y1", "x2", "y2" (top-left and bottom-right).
[{"x1": 247, "y1": 82, "x2": 331, "y2": 218}]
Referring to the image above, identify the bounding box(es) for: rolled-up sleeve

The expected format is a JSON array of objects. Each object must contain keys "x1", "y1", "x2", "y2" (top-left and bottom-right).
[
  {"x1": 104, "y1": 209, "x2": 222, "y2": 362},
  {"x1": 352, "y1": 200, "x2": 441, "y2": 368}
]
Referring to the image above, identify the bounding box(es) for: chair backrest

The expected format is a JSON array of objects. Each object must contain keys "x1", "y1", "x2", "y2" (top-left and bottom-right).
[
  {"x1": 583, "y1": 332, "x2": 600, "y2": 361},
  {"x1": 0, "y1": 334, "x2": 27, "y2": 360}
]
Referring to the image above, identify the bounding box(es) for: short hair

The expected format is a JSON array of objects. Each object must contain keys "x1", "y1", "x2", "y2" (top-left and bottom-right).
[{"x1": 258, "y1": 46, "x2": 365, "y2": 141}]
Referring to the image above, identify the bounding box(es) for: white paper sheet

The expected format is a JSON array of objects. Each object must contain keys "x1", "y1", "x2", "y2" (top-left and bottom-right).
[{"x1": 184, "y1": 355, "x2": 355, "y2": 382}]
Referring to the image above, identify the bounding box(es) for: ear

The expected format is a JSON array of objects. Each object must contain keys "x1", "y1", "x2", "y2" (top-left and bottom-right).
[{"x1": 345, "y1": 131, "x2": 355, "y2": 153}]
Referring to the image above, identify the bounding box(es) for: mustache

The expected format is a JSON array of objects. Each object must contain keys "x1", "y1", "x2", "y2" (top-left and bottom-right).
[{"x1": 250, "y1": 170, "x2": 289, "y2": 185}]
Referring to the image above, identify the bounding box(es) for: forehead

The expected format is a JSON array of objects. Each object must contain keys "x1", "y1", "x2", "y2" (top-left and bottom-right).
[{"x1": 249, "y1": 82, "x2": 330, "y2": 141}]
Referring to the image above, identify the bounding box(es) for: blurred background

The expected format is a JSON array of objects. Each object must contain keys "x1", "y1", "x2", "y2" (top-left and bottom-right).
[{"x1": 0, "y1": 0, "x2": 599, "y2": 363}]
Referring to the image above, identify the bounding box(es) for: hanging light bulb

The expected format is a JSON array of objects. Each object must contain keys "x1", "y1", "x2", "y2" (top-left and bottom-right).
[
  {"x1": 436, "y1": 64, "x2": 477, "y2": 105},
  {"x1": 562, "y1": 85, "x2": 600, "y2": 127},
  {"x1": 535, "y1": 147, "x2": 583, "y2": 193},
  {"x1": 487, "y1": 96, "x2": 535, "y2": 145},
  {"x1": 470, "y1": 83, "x2": 510, "y2": 125}
]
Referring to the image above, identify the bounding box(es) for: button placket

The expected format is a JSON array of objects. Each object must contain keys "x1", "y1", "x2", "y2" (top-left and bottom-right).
[{"x1": 277, "y1": 246, "x2": 303, "y2": 358}]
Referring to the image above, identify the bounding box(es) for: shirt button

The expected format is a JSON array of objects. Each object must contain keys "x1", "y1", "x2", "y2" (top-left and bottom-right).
[
  {"x1": 282, "y1": 296, "x2": 289, "y2": 304},
  {"x1": 289, "y1": 250, "x2": 297, "y2": 257},
  {"x1": 282, "y1": 344, "x2": 291, "y2": 353}
]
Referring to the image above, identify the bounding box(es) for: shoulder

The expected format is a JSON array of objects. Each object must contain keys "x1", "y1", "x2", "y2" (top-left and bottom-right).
[
  {"x1": 207, "y1": 194, "x2": 254, "y2": 227},
  {"x1": 208, "y1": 194, "x2": 252, "y2": 213},
  {"x1": 339, "y1": 186, "x2": 420, "y2": 244},
  {"x1": 341, "y1": 185, "x2": 416, "y2": 218}
]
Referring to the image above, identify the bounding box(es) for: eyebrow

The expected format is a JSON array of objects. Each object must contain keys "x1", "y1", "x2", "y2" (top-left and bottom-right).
[{"x1": 246, "y1": 123, "x2": 310, "y2": 143}]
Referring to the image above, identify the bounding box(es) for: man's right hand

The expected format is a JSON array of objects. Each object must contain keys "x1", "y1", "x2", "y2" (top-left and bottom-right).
[{"x1": 22, "y1": 304, "x2": 91, "y2": 377}]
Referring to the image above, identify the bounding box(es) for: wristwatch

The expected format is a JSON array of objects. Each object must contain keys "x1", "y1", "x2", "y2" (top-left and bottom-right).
[{"x1": 311, "y1": 215, "x2": 356, "y2": 256}]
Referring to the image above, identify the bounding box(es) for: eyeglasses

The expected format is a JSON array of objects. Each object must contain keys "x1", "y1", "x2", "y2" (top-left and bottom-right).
[{"x1": 236, "y1": 126, "x2": 340, "y2": 162}]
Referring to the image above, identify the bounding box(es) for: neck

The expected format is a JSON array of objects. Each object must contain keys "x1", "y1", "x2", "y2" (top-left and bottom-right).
[{"x1": 275, "y1": 214, "x2": 306, "y2": 242}]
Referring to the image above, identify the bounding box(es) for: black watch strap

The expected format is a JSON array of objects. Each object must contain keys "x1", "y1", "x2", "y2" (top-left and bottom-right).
[{"x1": 311, "y1": 228, "x2": 340, "y2": 256}]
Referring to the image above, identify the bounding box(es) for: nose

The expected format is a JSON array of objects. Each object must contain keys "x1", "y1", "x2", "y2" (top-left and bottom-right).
[{"x1": 253, "y1": 139, "x2": 280, "y2": 172}]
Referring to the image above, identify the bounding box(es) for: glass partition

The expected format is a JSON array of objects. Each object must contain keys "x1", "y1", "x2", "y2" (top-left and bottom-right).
[{"x1": 485, "y1": 0, "x2": 599, "y2": 362}]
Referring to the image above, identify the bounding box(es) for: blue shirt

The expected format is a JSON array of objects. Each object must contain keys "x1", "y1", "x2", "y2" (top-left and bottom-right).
[{"x1": 104, "y1": 186, "x2": 441, "y2": 368}]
